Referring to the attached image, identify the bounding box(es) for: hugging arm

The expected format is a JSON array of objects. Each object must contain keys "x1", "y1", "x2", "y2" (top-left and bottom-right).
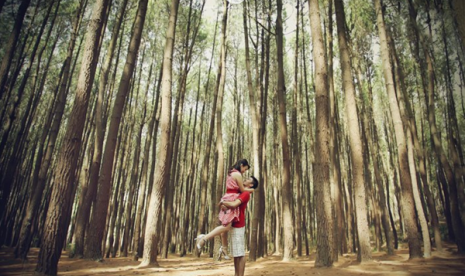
[{"x1": 221, "y1": 198, "x2": 242, "y2": 210}]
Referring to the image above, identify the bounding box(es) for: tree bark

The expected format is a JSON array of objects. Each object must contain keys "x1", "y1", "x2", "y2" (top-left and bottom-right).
[
  {"x1": 424, "y1": 43, "x2": 465, "y2": 253},
  {"x1": 84, "y1": 0, "x2": 148, "y2": 260},
  {"x1": 406, "y1": 0, "x2": 443, "y2": 252},
  {"x1": 276, "y1": 0, "x2": 294, "y2": 262},
  {"x1": 73, "y1": 0, "x2": 128, "y2": 258},
  {"x1": 451, "y1": 0, "x2": 465, "y2": 51},
  {"x1": 374, "y1": 0, "x2": 422, "y2": 259},
  {"x1": 385, "y1": 26, "x2": 432, "y2": 257},
  {"x1": 308, "y1": 0, "x2": 334, "y2": 267},
  {"x1": 34, "y1": 0, "x2": 110, "y2": 274},
  {"x1": 132, "y1": 59, "x2": 159, "y2": 261},
  {"x1": 14, "y1": 0, "x2": 66, "y2": 259},
  {"x1": 0, "y1": 0, "x2": 31, "y2": 100},
  {"x1": 292, "y1": 0, "x2": 303, "y2": 258},
  {"x1": 196, "y1": 11, "x2": 219, "y2": 245},
  {"x1": 140, "y1": 0, "x2": 179, "y2": 266},
  {"x1": 212, "y1": 0, "x2": 229, "y2": 262},
  {"x1": 243, "y1": 0, "x2": 262, "y2": 262},
  {"x1": 334, "y1": 0, "x2": 371, "y2": 262}
]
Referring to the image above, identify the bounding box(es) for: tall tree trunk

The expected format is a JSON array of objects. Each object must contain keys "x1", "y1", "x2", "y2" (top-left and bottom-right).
[
  {"x1": 109, "y1": 132, "x2": 130, "y2": 258},
  {"x1": 213, "y1": 0, "x2": 228, "y2": 262},
  {"x1": 121, "y1": 61, "x2": 146, "y2": 257},
  {"x1": 0, "y1": 1, "x2": 57, "y2": 218},
  {"x1": 34, "y1": 0, "x2": 110, "y2": 274},
  {"x1": 140, "y1": 0, "x2": 179, "y2": 266},
  {"x1": 385, "y1": 27, "x2": 432, "y2": 257},
  {"x1": 451, "y1": 0, "x2": 465, "y2": 50},
  {"x1": 308, "y1": 0, "x2": 334, "y2": 267},
  {"x1": 276, "y1": 0, "x2": 294, "y2": 261},
  {"x1": 292, "y1": 0, "x2": 303, "y2": 258},
  {"x1": 0, "y1": 0, "x2": 31, "y2": 100},
  {"x1": 354, "y1": 60, "x2": 395, "y2": 255},
  {"x1": 424, "y1": 42, "x2": 465, "y2": 253},
  {"x1": 406, "y1": 0, "x2": 443, "y2": 252},
  {"x1": 13, "y1": 0, "x2": 66, "y2": 259},
  {"x1": 73, "y1": 0, "x2": 128, "y2": 258},
  {"x1": 272, "y1": 91, "x2": 281, "y2": 255},
  {"x1": 133, "y1": 60, "x2": 159, "y2": 261},
  {"x1": 326, "y1": 0, "x2": 345, "y2": 257},
  {"x1": 374, "y1": 0, "x2": 422, "y2": 259},
  {"x1": 243, "y1": 0, "x2": 261, "y2": 262},
  {"x1": 137, "y1": 66, "x2": 163, "y2": 258},
  {"x1": 180, "y1": 63, "x2": 202, "y2": 257},
  {"x1": 334, "y1": 0, "x2": 371, "y2": 262},
  {"x1": 300, "y1": 1, "x2": 316, "y2": 253},
  {"x1": 441, "y1": 11, "x2": 465, "y2": 228},
  {"x1": 161, "y1": 0, "x2": 204, "y2": 257},
  {"x1": 84, "y1": 0, "x2": 148, "y2": 260},
  {"x1": 14, "y1": 0, "x2": 86, "y2": 258},
  {"x1": 257, "y1": 0, "x2": 271, "y2": 258},
  {"x1": 196, "y1": 12, "x2": 219, "y2": 245}
]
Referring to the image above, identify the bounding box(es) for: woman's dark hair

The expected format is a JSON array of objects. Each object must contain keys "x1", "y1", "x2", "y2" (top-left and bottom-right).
[
  {"x1": 229, "y1": 159, "x2": 250, "y2": 173},
  {"x1": 250, "y1": 176, "x2": 259, "y2": 189}
]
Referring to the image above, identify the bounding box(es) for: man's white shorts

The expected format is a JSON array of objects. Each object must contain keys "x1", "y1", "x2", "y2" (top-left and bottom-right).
[{"x1": 230, "y1": 227, "x2": 245, "y2": 257}]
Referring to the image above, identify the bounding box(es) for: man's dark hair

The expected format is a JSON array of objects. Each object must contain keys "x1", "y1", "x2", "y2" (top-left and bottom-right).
[{"x1": 250, "y1": 176, "x2": 259, "y2": 189}]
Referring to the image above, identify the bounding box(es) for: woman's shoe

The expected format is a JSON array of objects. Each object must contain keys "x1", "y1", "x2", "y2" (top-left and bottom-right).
[
  {"x1": 218, "y1": 246, "x2": 231, "y2": 260},
  {"x1": 195, "y1": 234, "x2": 206, "y2": 251}
]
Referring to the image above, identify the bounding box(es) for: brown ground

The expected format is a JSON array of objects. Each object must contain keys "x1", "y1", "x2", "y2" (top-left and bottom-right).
[{"x1": 1, "y1": 244, "x2": 465, "y2": 276}]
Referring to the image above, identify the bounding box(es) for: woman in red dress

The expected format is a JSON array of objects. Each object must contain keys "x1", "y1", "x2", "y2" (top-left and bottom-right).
[{"x1": 195, "y1": 159, "x2": 255, "y2": 260}]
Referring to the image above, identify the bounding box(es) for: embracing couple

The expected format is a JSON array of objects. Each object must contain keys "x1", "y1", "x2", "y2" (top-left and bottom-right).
[{"x1": 195, "y1": 159, "x2": 259, "y2": 276}]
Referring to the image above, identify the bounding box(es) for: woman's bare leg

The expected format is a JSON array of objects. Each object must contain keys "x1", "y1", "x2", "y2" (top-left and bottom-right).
[
  {"x1": 198, "y1": 223, "x2": 231, "y2": 247},
  {"x1": 221, "y1": 231, "x2": 228, "y2": 248}
]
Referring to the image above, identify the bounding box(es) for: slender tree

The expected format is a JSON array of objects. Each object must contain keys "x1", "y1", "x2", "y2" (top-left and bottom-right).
[
  {"x1": 73, "y1": 0, "x2": 129, "y2": 258},
  {"x1": 406, "y1": 0, "x2": 443, "y2": 252},
  {"x1": 308, "y1": 0, "x2": 334, "y2": 267},
  {"x1": 276, "y1": 0, "x2": 294, "y2": 261},
  {"x1": 196, "y1": 11, "x2": 219, "y2": 246},
  {"x1": 291, "y1": 0, "x2": 303, "y2": 258},
  {"x1": 34, "y1": 0, "x2": 110, "y2": 274},
  {"x1": 451, "y1": 0, "x2": 465, "y2": 50},
  {"x1": 243, "y1": 0, "x2": 262, "y2": 261},
  {"x1": 0, "y1": 0, "x2": 31, "y2": 101},
  {"x1": 212, "y1": 0, "x2": 229, "y2": 262},
  {"x1": 15, "y1": 0, "x2": 80, "y2": 259},
  {"x1": 133, "y1": 59, "x2": 158, "y2": 261},
  {"x1": 326, "y1": 0, "x2": 345, "y2": 257},
  {"x1": 83, "y1": 0, "x2": 149, "y2": 260},
  {"x1": 140, "y1": 0, "x2": 179, "y2": 267},
  {"x1": 374, "y1": 0, "x2": 422, "y2": 259},
  {"x1": 334, "y1": 0, "x2": 371, "y2": 262}
]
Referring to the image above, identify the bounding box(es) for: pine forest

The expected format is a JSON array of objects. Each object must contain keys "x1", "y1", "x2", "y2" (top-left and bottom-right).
[{"x1": 0, "y1": 0, "x2": 465, "y2": 275}]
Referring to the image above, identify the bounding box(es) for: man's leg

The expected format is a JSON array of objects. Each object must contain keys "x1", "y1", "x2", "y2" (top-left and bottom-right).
[
  {"x1": 234, "y1": 257, "x2": 240, "y2": 276},
  {"x1": 237, "y1": 256, "x2": 245, "y2": 276},
  {"x1": 230, "y1": 227, "x2": 246, "y2": 276}
]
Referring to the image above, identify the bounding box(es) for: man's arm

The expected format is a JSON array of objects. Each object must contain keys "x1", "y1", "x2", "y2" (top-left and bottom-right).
[{"x1": 222, "y1": 198, "x2": 242, "y2": 209}]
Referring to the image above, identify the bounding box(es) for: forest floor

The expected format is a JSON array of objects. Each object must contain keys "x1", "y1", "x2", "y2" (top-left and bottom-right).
[{"x1": 1, "y1": 243, "x2": 465, "y2": 276}]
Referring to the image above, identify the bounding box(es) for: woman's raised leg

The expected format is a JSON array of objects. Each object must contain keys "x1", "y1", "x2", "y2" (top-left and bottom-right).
[{"x1": 196, "y1": 223, "x2": 232, "y2": 249}]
